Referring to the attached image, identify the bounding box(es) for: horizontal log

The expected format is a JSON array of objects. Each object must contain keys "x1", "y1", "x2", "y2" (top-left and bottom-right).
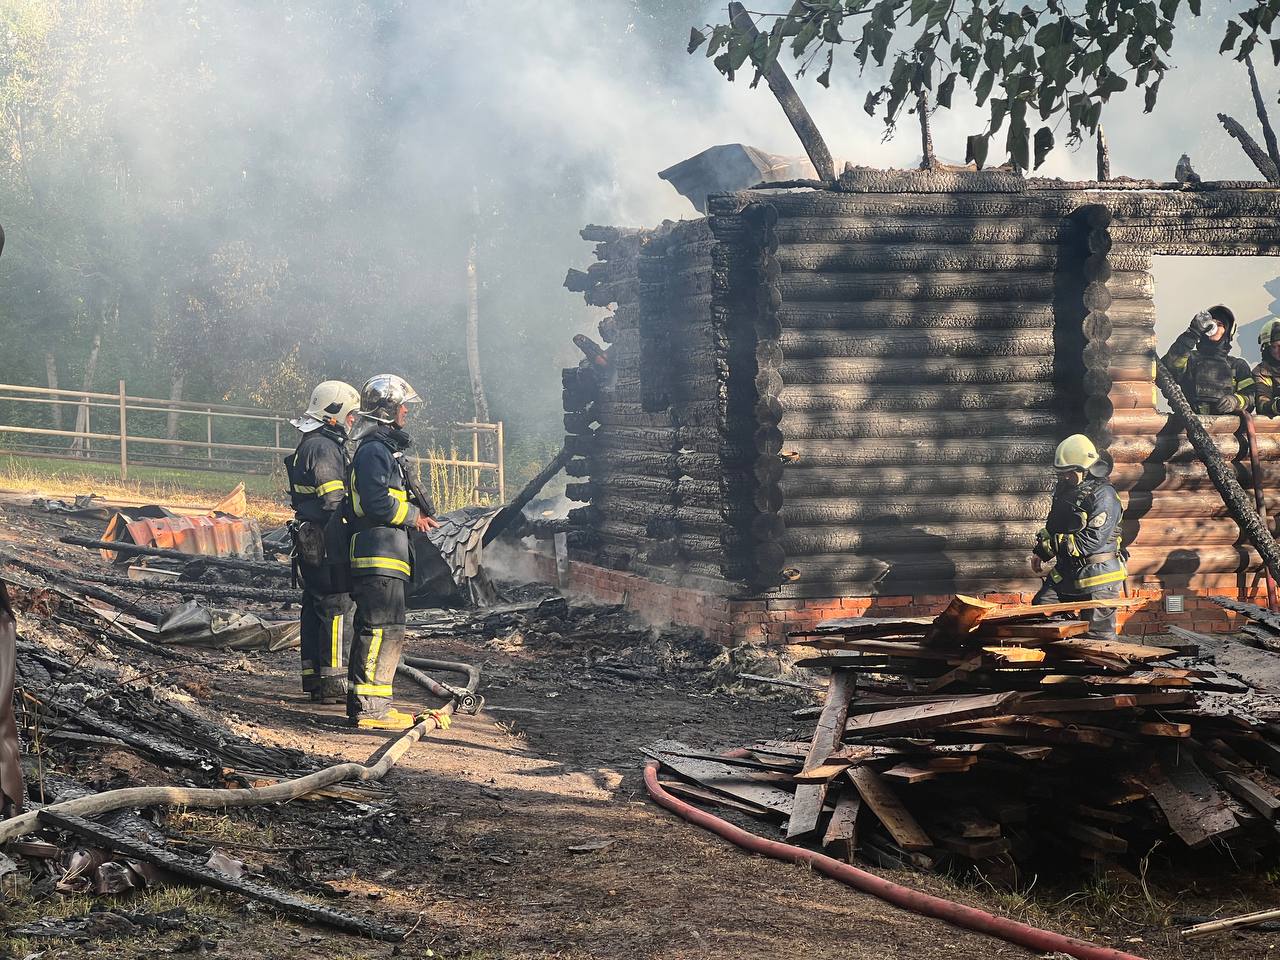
[
  {"x1": 778, "y1": 301, "x2": 1057, "y2": 330},
  {"x1": 779, "y1": 383, "x2": 1061, "y2": 414},
  {"x1": 775, "y1": 242, "x2": 1060, "y2": 273},
  {"x1": 770, "y1": 217, "x2": 1072, "y2": 246},
  {"x1": 778, "y1": 272, "x2": 1061, "y2": 302},
  {"x1": 1125, "y1": 517, "x2": 1249, "y2": 547},
  {"x1": 1109, "y1": 381, "x2": 1158, "y2": 411},
  {"x1": 1109, "y1": 434, "x2": 1280, "y2": 464},
  {"x1": 777, "y1": 438, "x2": 1058, "y2": 468},
  {"x1": 777, "y1": 410, "x2": 1069, "y2": 441},
  {"x1": 1111, "y1": 460, "x2": 1280, "y2": 492},
  {"x1": 781, "y1": 495, "x2": 1050, "y2": 526},
  {"x1": 1121, "y1": 491, "x2": 1275, "y2": 519},
  {"x1": 782, "y1": 521, "x2": 1042, "y2": 556},
  {"x1": 780, "y1": 356, "x2": 1056, "y2": 385},
  {"x1": 778, "y1": 329, "x2": 1054, "y2": 359},
  {"x1": 779, "y1": 465, "x2": 1056, "y2": 497}
]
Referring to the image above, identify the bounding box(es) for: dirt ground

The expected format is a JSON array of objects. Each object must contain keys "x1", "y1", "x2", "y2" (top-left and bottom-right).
[{"x1": 1, "y1": 496, "x2": 1278, "y2": 960}]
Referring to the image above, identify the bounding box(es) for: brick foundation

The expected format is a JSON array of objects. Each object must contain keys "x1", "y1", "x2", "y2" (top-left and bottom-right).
[{"x1": 520, "y1": 548, "x2": 1270, "y2": 647}]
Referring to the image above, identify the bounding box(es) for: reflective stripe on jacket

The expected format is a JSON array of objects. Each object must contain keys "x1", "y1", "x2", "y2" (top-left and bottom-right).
[
  {"x1": 346, "y1": 427, "x2": 420, "y2": 580},
  {"x1": 285, "y1": 427, "x2": 349, "y2": 524},
  {"x1": 1254, "y1": 358, "x2": 1280, "y2": 417},
  {"x1": 1033, "y1": 476, "x2": 1127, "y2": 593}
]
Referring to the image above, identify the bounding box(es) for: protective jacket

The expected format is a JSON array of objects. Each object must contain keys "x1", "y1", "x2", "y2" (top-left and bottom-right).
[
  {"x1": 346, "y1": 424, "x2": 422, "y2": 580},
  {"x1": 1162, "y1": 329, "x2": 1255, "y2": 415},
  {"x1": 1254, "y1": 357, "x2": 1280, "y2": 417},
  {"x1": 1033, "y1": 473, "x2": 1127, "y2": 594},
  {"x1": 285, "y1": 425, "x2": 348, "y2": 524}
]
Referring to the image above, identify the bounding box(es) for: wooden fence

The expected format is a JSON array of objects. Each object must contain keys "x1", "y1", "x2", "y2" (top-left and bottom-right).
[{"x1": 0, "y1": 381, "x2": 504, "y2": 501}]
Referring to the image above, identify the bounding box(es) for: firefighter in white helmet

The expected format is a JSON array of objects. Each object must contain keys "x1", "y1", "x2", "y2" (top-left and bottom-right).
[
  {"x1": 1029, "y1": 434, "x2": 1128, "y2": 640},
  {"x1": 285, "y1": 380, "x2": 361, "y2": 703}
]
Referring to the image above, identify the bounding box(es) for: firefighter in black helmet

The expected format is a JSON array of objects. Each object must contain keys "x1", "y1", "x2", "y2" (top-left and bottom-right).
[
  {"x1": 1161, "y1": 305, "x2": 1255, "y2": 415},
  {"x1": 344, "y1": 374, "x2": 439, "y2": 730},
  {"x1": 1030, "y1": 434, "x2": 1128, "y2": 640},
  {"x1": 285, "y1": 381, "x2": 360, "y2": 703}
]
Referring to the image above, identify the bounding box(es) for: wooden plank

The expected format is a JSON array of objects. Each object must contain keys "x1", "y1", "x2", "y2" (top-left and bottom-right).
[
  {"x1": 803, "y1": 616, "x2": 933, "y2": 637},
  {"x1": 936, "y1": 836, "x2": 1011, "y2": 859},
  {"x1": 1220, "y1": 773, "x2": 1280, "y2": 820},
  {"x1": 925, "y1": 594, "x2": 996, "y2": 645},
  {"x1": 646, "y1": 743, "x2": 795, "y2": 819},
  {"x1": 1136, "y1": 751, "x2": 1241, "y2": 849},
  {"x1": 844, "y1": 691, "x2": 1023, "y2": 737},
  {"x1": 882, "y1": 763, "x2": 939, "y2": 783},
  {"x1": 847, "y1": 766, "x2": 933, "y2": 851},
  {"x1": 924, "y1": 655, "x2": 984, "y2": 693},
  {"x1": 793, "y1": 745, "x2": 903, "y2": 783},
  {"x1": 821, "y1": 789, "x2": 861, "y2": 862},
  {"x1": 1023, "y1": 694, "x2": 1139, "y2": 713},
  {"x1": 658, "y1": 780, "x2": 772, "y2": 818},
  {"x1": 1134, "y1": 721, "x2": 1192, "y2": 738},
  {"x1": 1065, "y1": 822, "x2": 1128, "y2": 853},
  {"x1": 975, "y1": 620, "x2": 1091, "y2": 641},
  {"x1": 792, "y1": 638, "x2": 957, "y2": 658},
  {"x1": 1048, "y1": 638, "x2": 1179, "y2": 662},
  {"x1": 790, "y1": 669, "x2": 857, "y2": 839},
  {"x1": 982, "y1": 645, "x2": 1046, "y2": 663},
  {"x1": 981, "y1": 597, "x2": 1146, "y2": 621}
]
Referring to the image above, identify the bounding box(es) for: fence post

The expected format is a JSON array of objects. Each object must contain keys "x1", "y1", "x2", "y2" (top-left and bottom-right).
[
  {"x1": 274, "y1": 420, "x2": 281, "y2": 451},
  {"x1": 206, "y1": 408, "x2": 213, "y2": 462},
  {"x1": 471, "y1": 430, "x2": 480, "y2": 504},
  {"x1": 117, "y1": 380, "x2": 128, "y2": 481},
  {"x1": 85, "y1": 404, "x2": 91, "y2": 455},
  {"x1": 496, "y1": 421, "x2": 505, "y2": 502}
]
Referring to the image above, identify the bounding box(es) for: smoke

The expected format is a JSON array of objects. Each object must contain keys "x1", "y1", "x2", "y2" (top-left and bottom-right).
[{"x1": 3, "y1": 0, "x2": 1278, "y2": 452}]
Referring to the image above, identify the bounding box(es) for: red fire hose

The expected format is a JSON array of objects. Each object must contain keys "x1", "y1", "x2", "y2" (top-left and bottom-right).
[
  {"x1": 643, "y1": 761, "x2": 1147, "y2": 960},
  {"x1": 1241, "y1": 410, "x2": 1277, "y2": 610}
]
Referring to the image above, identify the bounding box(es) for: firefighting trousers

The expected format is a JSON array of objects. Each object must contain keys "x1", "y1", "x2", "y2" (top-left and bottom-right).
[
  {"x1": 1031, "y1": 580, "x2": 1121, "y2": 641},
  {"x1": 298, "y1": 559, "x2": 353, "y2": 696},
  {"x1": 348, "y1": 574, "x2": 406, "y2": 719}
]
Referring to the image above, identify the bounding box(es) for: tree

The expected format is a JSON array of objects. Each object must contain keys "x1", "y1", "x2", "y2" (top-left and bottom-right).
[{"x1": 691, "y1": 0, "x2": 1280, "y2": 172}]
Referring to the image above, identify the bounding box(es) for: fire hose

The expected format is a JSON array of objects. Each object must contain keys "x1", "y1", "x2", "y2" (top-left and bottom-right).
[
  {"x1": 0, "y1": 657, "x2": 480, "y2": 845},
  {"x1": 643, "y1": 759, "x2": 1147, "y2": 960}
]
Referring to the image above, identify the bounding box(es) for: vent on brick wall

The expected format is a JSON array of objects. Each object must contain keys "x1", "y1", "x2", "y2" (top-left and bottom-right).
[{"x1": 1164, "y1": 595, "x2": 1184, "y2": 614}]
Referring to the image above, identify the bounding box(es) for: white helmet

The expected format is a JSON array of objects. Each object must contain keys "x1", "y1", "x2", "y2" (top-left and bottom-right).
[
  {"x1": 1054, "y1": 434, "x2": 1100, "y2": 471},
  {"x1": 358, "y1": 374, "x2": 420, "y2": 424},
  {"x1": 292, "y1": 380, "x2": 360, "y2": 433}
]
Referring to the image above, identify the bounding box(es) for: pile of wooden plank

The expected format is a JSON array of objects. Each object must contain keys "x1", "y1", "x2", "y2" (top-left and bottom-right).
[{"x1": 648, "y1": 594, "x2": 1280, "y2": 876}]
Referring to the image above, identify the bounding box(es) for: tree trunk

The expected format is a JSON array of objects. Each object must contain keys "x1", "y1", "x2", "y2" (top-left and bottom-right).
[
  {"x1": 465, "y1": 187, "x2": 493, "y2": 461},
  {"x1": 44, "y1": 352, "x2": 62, "y2": 430},
  {"x1": 166, "y1": 370, "x2": 186, "y2": 458},
  {"x1": 69, "y1": 332, "x2": 101, "y2": 457}
]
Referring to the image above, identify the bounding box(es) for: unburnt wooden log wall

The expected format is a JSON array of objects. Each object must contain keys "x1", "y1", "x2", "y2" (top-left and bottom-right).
[{"x1": 566, "y1": 182, "x2": 1280, "y2": 601}]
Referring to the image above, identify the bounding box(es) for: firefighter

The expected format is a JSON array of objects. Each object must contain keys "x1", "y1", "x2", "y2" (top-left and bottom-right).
[
  {"x1": 1161, "y1": 305, "x2": 1255, "y2": 415},
  {"x1": 1030, "y1": 434, "x2": 1127, "y2": 640},
  {"x1": 285, "y1": 380, "x2": 360, "y2": 702},
  {"x1": 1253, "y1": 318, "x2": 1280, "y2": 417},
  {"x1": 345, "y1": 374, "x2": 439, "y2": 730}
]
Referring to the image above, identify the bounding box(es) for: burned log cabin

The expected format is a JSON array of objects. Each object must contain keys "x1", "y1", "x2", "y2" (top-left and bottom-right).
[{"x1": 559, "y1": 169, "x2": 1280, "y2": 643}]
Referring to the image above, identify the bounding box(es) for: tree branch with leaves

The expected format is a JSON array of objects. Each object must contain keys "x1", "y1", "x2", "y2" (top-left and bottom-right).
[{"x1": 692, "y1": 0, "x2": 1280, "y2": 171}]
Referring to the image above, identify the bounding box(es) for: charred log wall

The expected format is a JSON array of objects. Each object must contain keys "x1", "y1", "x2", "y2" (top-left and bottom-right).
[{"x1": 563, "y1": 220, "x2": 726, "y2": 579}]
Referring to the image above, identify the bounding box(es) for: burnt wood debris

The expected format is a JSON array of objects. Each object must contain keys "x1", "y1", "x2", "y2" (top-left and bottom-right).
[{"x1": 649, "y1": 593, "x2": 1280, "y2": 876}]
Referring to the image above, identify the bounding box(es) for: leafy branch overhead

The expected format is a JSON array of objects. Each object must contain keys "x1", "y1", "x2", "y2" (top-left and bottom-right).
[{"x1": 690, "y1": 0, "x2": 1280, "y2": 171}]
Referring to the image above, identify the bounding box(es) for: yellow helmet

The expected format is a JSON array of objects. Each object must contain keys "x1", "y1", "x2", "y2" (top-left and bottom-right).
[
  {"x1": 1054, "y1": 434, "x2": 1099, "y2": 471},
  {"x1": 1260, "y1": 318, "x2": 1280, "y2": 349}
]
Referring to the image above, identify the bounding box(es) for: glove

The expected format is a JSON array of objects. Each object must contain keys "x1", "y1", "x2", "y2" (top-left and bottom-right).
[
  {"x1": 1190, "y1": 310, "x2": 1217, "y2": 336},
  {"x1": 422, "y1": 709, "x2": 452, "y2": 730},
  {"x1": 1030, "y1": 556, "x2": 1044, "y2": 575},
  {"x1": 1213, "y1": 394, "x2": 1241, "y2": 414}
]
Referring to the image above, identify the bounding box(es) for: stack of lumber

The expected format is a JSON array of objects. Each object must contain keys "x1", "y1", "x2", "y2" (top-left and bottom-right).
[{"x1": 648, "y1": 594, "x2": 1280, "y2": 876}]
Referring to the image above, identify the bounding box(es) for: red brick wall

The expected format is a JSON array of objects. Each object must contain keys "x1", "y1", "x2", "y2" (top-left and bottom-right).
[{"x1": 526, "y1": 551, "x2": 1265, "y2": 648}]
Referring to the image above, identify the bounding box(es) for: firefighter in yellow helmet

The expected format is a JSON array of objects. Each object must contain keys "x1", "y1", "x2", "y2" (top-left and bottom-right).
[
  {"x1": 1029, "y1": 434, "x2": 1127, "y2": 640},
  {"x1": 285, "y1": 381, "x2": 361, "y2": 703},
  {"x1": 1253, "y1": 318, "x2": 1280, "y2": 417}
]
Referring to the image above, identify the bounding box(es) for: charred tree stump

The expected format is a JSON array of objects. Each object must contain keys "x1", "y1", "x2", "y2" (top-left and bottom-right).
[
  {"x1": 1154, "y1": 359, "x2": 1280, "y2": 580},
  {"x1": 918, "y1": 91, "x2": 937, "y2": 170},
  {"x1": 1096, "y1": 126, "x2": 1111, "y2": 181}
]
